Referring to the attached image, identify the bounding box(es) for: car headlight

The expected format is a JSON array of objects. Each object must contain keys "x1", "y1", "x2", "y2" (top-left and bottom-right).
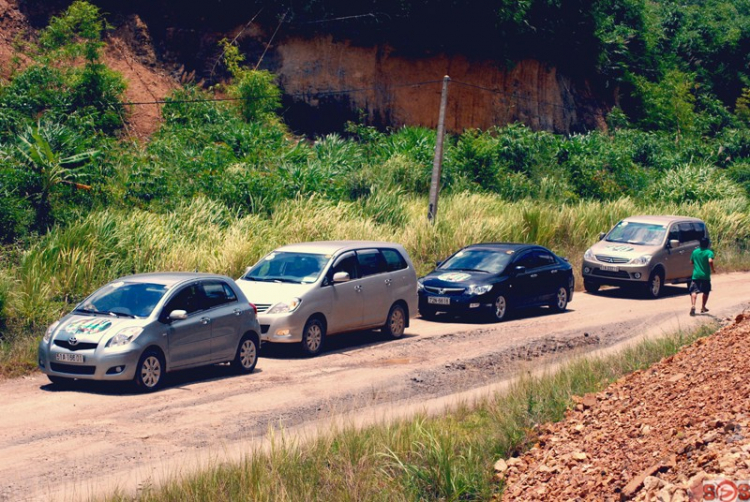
[
  {"x1": 105, "y1": 327, "x2": 144, "y2": 348},
  {"x1": 267, "y1": 298, "x2": 302, "y2": 314},
  {"x1": 630, "y1": 255, "x2": 652, "y2": 265},
  {"x1": 43, "y1": 321, "x2": 60, "y2": 343},
  {"x1": 584, "y1": 248, "x2": 594, "y2": 260},
  {"x1": 467, "y1": 284, "x2": 492, "y2": 295}
]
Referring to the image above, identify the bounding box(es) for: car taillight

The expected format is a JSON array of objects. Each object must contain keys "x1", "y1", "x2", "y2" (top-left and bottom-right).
[{"x1": 249, "y1": 302, "x2": 257, "y2": 314}]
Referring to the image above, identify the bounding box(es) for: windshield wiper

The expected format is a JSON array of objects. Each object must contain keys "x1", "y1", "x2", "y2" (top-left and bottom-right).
[
  {"x1": 447, "y1": 268, "x2": 490, "y2": 273},
  {"x1": 74, "y1": 307, "x2": 99, "y2": 315},
  {"x1": 102, "y1": 310, "x2": 136, "y2": 318}
]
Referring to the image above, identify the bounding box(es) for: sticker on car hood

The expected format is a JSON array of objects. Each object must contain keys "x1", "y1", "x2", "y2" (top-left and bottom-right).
[
  {"x1": 605, "y1": 245, "x2": 635, "y2": 252},
  {"x1": 437, "y1": 272, "x2": 471, "y2": 282},
  {"x1": 64, "y1": 318, "x2": 113, "y2": 335}
]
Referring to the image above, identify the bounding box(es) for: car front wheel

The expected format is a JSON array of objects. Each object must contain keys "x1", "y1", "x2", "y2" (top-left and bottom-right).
[
  {"x1": 383, "y1": 304, "x2": 406, "y2": 339},
  {"x1": 583, "y1": 280, "x2": 600, "y2": 293},
  {"x1": 489, "y1": 294, "x2": 509, "y2": 322},
  {"x1": 645, "y1": 270, "x2": 663, "y2": 299},
  {"x1": 232, "y1": 334, "x2": 258, "y2": 374},
  {"x1": 550, "y1": 286, "x2": 569, "y2": 312},
  {"x1": 135, "y1": 349, "x2": 165, "y2": 392},
  {"x1": 302, "y1": 318, "x2": 325, "y2": 357}
]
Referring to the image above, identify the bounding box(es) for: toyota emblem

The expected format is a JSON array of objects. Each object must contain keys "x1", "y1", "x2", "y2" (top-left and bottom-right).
[{"x1": 68, "y1": 336, "x2": 79, "y2": 346}]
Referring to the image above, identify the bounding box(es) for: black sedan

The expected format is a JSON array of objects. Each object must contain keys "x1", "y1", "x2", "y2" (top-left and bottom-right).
[{"x1": 417, "y1": 243, "x2": 574, "y2": 322}]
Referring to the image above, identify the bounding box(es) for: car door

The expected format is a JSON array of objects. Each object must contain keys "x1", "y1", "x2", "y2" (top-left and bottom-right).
[
  {"x1": 161, "y1": 282, "x2": 213, "y2": 368},
  {"x1": 204, "y1": 280, "x2": 245, "y2": 361},
  {"x1": 533, "y1": 250, "x2": 559, "y2": 303},
  {"x1": 673, "y1": 222, "x2": 700, "y2": 280},
  {"x1": 326, "y1": 251, "x2": 364, "y2": 334},
  {"x1": 356, "y1": 249, "x2": 390, "y2": 327},
  {"x1": 510, "y1": 251, "x2": 543, "y2": 307},
  {"x1": 381, "y1": 247, "x2": 412, "y2": 306}
]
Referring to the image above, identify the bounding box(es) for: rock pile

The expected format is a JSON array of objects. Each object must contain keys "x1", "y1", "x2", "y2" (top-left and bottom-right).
[{"x1": 498, "y1": 314, "x2": 750, "y2": 501}]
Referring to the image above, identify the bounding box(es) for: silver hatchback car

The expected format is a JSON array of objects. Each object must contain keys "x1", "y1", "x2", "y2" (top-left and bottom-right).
[
  {"x1": 236, "y1": 241, "x2": 419, "y2": 356},
  {"x1": 38, "y1": 272, "x2": 261, "y2": 391}
]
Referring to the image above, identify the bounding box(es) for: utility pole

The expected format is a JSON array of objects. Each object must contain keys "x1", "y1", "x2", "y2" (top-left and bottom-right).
[{"x1": 428, "y1": 75, "x2": 450, "y2": 223}]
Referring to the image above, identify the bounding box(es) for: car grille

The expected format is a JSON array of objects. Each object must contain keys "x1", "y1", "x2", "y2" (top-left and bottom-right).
[
  {"x1": 50, "y1": 363, "x2": 96, "y2": 375},
  {"x1": 54, "y1": 340, "x2": 99, "y2": 351},
  {"x1": 592, "y1": 268, "x2": 630, "y2": 279},
  {"x1": 594, "y1": 255, "x2": 630, "y2": 264},
  {"x1": 254, "y1": 303, "x2": 272, "y2": 314},
  {"x1": 424, "y1": 286, "x2": 465, "y2": 295}
]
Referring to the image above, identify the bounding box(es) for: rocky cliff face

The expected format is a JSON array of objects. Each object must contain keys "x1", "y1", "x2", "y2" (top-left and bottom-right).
[{"x1": 263, "y1": 34, "x2": 609, "y2": 135}]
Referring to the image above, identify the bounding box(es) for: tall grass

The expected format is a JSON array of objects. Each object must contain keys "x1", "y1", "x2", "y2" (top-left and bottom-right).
[
  {"x1": 3, "y1": 193, "x2": 750, "y2": 338},
  {"x1": 100, "y1": 324, "x2": 717, "y2": 502}
]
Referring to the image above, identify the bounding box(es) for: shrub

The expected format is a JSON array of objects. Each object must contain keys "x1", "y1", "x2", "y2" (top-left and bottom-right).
[{"x1": 649, "y1": 163, "x2": 746, "y2": 203}]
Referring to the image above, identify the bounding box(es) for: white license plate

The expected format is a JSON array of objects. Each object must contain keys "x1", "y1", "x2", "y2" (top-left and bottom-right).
[
  {"x1": 600, "y1": 265, "x2": 619, "y2": 272},
  {"x1": 56, "y1": 353, "x2": 84, "y2": 363},
  {"x1": 428, "y1": 296, "x2": 450, "y2": 305}
]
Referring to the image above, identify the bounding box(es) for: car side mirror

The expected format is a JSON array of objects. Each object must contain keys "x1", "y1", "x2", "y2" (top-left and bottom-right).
[
  {"x1": 598, "y1": 232, "x2": 606, "y2": 241},
  {"x1": 333, "y1": 271, "x2": 350, "y2": 283},
  {"x1": 168, "y1": 309, "x2": 188, "y2": 321},
  {"x1": 668, "y1": 239, "x2": 679, "y2": 249},
  {"x1": 514, "y1": 265, "x2": 526, "y2": 275}
]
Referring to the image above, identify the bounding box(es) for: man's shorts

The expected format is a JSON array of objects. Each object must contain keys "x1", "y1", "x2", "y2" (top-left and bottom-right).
[{"x1": 689, "y1": 279, "x2": 712, "y2": 294}]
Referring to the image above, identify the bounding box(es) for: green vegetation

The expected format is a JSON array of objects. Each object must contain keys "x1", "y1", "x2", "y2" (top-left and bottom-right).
[
  {"x1": 99, "y1": 324, "x2": 716, "y2": 501},
  {"x1": 1, "y1": 1, "x2": 750, "y2": 375}
]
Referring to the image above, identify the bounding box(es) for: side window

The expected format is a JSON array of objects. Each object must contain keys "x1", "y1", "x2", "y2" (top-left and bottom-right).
[
  {"x1": 357, "y1": 249, "x2": 386, "y2": 277},
  {"x1": 514, "y1": 252, "x2": 538, "y2": 270},
  {"x1": 695, "y1": 222, "x2": 707, "y2": 239},
  {"x1": 202, "y1": 280, "x2": 236, "y2": 309},
  {"x1": 678, "y1": 222, "x2": 700, "y2": 243},
  {"x1": 381, "y1": 248, "x2": 407, "y2": 271},
  {"x1": 330, "y1": 252, "x2": 359, "y2": 280},
  {"x1": 536, "y1": 251, "x2": 556, "y2": 267},
  {"x1": 668, "y1": 225, "x2": 679, "y2": 242},
  {"x1": 163, "y1": 283, "x2": 203, "y2": 317}
]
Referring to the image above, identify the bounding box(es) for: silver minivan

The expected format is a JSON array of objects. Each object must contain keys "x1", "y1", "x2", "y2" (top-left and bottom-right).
[
  {"x1": 236, "y1": 241, "x2": 419, "y2": 356},
  {"x1": 582, "y1": 215, "x2": 708, "y2": 298}
]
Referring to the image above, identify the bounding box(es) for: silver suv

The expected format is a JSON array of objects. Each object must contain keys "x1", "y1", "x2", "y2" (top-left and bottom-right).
[
  {"x1": 236, "y1": 241, "x2": 418, "y2": 356},
  {"x1": 582, "y1": 215, "x2": 708, "y2": 298}
]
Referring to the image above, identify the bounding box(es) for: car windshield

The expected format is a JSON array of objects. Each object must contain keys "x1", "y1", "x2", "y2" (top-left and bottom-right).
[
  {"x1": 77, "y1": 281, "x2": 168, "y2": 318},
  {"x1": 606, "y1": 221, "x2": 667, "y2": 246},
  {"x1": 439, "y1": 249, "x2": 513, "y2": 274},
  {"x1": 242, "y1": 251, "x2": 330, "y2": 284}
]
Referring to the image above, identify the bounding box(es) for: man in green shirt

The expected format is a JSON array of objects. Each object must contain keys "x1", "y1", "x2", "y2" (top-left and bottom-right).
[{"x1": 689, "y1": 237, "x2": 715, "y2": 316}]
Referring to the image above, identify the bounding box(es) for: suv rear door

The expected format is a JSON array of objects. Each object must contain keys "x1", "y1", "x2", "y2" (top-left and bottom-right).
[{"x1": 356, "y1": 249, "x2": 390, "y2": 326}]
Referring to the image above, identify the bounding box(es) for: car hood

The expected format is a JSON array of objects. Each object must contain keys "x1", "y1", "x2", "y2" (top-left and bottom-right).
[
  {"x1": 591, "y1": 241, "x2": 659, "y2": 259},
  {"x1": 421, "y1": 270, "x2": 497, "y2": 287},
  {"x1": 236, "y1": 279, "x2": 315, "y2": 304},
  {"x1": 54, "y1": 314, "x2": 147, "y2": 343}
]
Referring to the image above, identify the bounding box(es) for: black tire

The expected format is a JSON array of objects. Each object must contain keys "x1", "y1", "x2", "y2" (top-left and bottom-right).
[
  {"x1": 644, "y1": 270, "x2": 664, "y2": 299},
  {"x1": 489, "y1": 294, "x2": 509, "y2": 322},
  {"x1": 232, "y1": 334, "x2": 259, "y2": 374},
  {"x1": 301, "y1": 318, "x2": 325, "y2": 357},
  {"x1": 135, "y1": 349, "x2": 165, "y2": 392},
  {"x1": 583, "y1": 280, "x2": 600, "y2": 293},
  {"x1": 47, "y1": 375, "x2": 73, "y2": 387},
  {"x1": 383, "y1": 303, "x2": 406, "y2": 339},
  {"x1": 549, "y1": 286, "x2": 569, "y2": 312}
]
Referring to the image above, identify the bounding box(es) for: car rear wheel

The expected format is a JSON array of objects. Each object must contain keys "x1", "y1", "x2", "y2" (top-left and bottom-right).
[
  {"x1": 232, "y1": 334, "x2": 258, "y2": 374},
  {"x1": 301, "y1": 318, "x2": 325, "y2": 357},
  {"x1": 583, "y1": 280, "x2": 600, "y2": 293},
  {"x1": 550, "y1": 286, "x2": 569, "y2": 312},
  {"x1": 383, "y1": 304, "x2": 406, "y2": 339},
  {"x1": 490, "y1": 294, "x2": 508, "y2": 322},
  {"x1": 135, "y1": 349, "x2": 165, "y2": 392},
  {"x1": 645, "y1": 270, "x2": 664, "y2": 299}
]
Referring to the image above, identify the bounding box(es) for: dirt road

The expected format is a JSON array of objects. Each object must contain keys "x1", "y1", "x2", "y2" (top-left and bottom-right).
[{"x1": 2, "y1": 273, "x2": 749, "y2": 502}]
